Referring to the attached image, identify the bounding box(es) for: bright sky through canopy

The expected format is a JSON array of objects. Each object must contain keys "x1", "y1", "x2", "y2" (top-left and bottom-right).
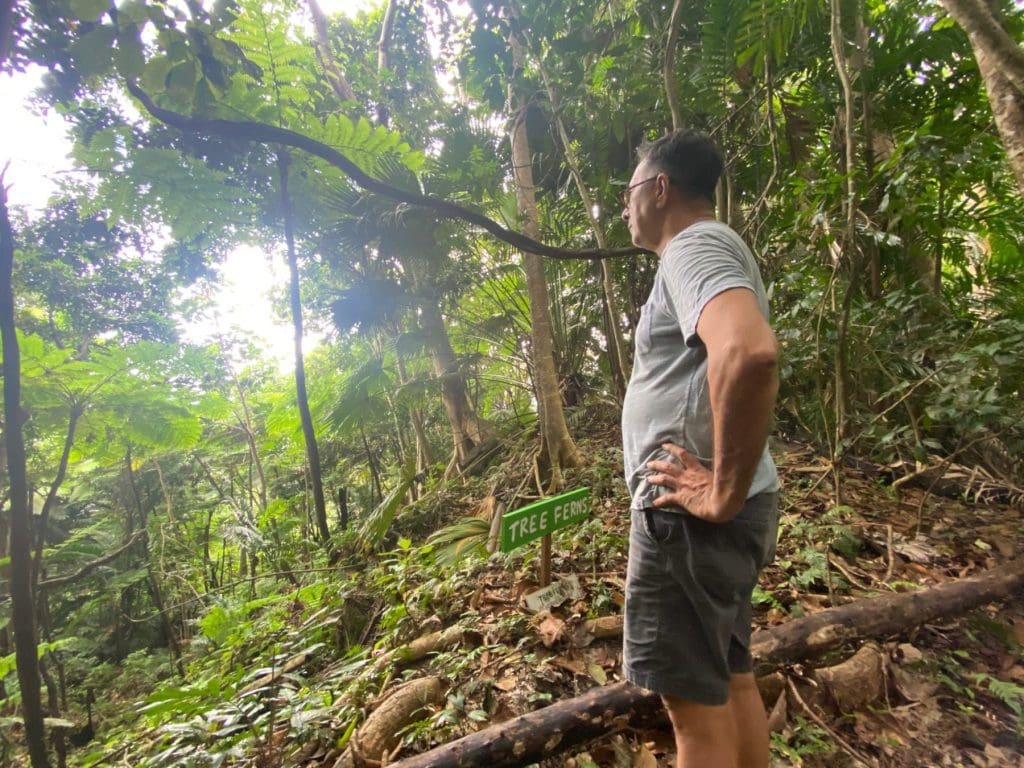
[{"x1": 0, "y1": 0, "x2": 384, "y2": 369}]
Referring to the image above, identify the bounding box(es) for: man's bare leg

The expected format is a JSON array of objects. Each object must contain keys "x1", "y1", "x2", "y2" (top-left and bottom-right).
[
  {"x1": 662, "y1": 674, "x2": 769, "y2": 768},
  {"x1": 728, "y1": 672, "x2": 770, "y2": 768},
  {"x1": 662, "y1": 695, "x2": 738, "y2": 768}
]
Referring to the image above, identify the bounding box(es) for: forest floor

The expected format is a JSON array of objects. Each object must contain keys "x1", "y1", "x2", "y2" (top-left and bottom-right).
[
  {"x1": 59, "y1": 413, "x2": 1024, "y2": 768},
  {"x1": 362, "y1": 418, "x2": 1024, "y2": 768}
]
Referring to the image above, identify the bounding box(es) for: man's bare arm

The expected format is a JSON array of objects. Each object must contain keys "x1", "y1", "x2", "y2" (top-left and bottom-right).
[{"x1": 647, "y1": 287, "x2": 778, "y2": 522}]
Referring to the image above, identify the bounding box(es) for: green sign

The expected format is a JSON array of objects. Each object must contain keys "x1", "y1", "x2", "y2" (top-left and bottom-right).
[{"x1": 500, "y1": 487, "x2": 590, "y2": 553}]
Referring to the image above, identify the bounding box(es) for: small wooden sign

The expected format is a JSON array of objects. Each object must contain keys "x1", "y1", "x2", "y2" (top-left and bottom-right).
[
  {"x1": 523, "y1": 574, "x2": 584, "y2": 612},
  {"x1": 500, "y1": 487, "x2": 589, "y2": 553}
]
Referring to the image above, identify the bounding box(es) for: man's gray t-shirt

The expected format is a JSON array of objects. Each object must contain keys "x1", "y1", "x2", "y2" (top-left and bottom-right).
[{"x1": 621, "y1": 220, "x2": 779, "y2": 510}]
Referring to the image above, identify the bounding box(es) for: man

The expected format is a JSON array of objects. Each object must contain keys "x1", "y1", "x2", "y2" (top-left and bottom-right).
[{"x1": 619, "y1": 129, "x2": 780, "y2": 768}]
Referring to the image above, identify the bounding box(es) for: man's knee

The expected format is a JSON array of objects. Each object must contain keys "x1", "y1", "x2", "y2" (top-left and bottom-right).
[{"x1": 661, "y1": 694, "x2": 734, "y2": 737}]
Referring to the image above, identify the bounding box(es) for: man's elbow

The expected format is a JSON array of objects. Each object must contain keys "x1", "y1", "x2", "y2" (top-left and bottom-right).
[
  {"x1": 751, "y1": 336, "x2": 780, "y2": 374},
  {"x1": 725, "y1": 335, "x2": 779, "y2": 377}
]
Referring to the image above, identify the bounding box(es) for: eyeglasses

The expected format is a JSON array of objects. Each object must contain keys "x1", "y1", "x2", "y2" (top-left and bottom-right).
[{"x1": 620, "y1": 176, "x2": 659, "y2": 207}]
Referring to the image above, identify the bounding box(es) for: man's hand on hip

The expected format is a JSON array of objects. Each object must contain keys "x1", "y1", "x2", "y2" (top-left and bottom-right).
[{"x1": 646, "y1": 442, "x2": 737, "y2": 523}]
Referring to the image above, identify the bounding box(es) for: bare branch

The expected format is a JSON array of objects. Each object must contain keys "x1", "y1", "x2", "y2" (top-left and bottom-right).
[
  {"x1": 124, "y1": 81, "x2": 641, "y2": 262},
  {"x1": 38, "y1": 530, "x2": 148, "y2": 591}
]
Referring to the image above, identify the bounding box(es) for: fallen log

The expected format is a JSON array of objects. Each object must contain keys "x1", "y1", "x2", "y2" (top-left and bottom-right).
[
  {"x1": 750, "y1": 557, "x2": 1024, "y2": 665},
  {"x1": 333, "y1": 676, "x2": 444, "y2": 768},
  {"x1": 390, "y1": 559, "x2": 1024, "y2": 768},
  {"x1": 238, "y1": 650, "x2": 315, "y2": 696}
]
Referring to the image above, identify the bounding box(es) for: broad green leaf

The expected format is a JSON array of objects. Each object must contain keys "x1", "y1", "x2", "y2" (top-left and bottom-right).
[
  {"x1": 69, "y1": 0, "x2": 109, "y2": 22},
  {"x1": 166, "y1": 60, "x2": 198, "y2": 102},
  {"x1": 69, "y1": 25, "x2": 116, "y2": 76},
  {"x1": 358, "y1": 456, "x2": 417, "y2": 550},
  {"x1": 116, "y1": 28, "x2": 146, "y2": 79}
]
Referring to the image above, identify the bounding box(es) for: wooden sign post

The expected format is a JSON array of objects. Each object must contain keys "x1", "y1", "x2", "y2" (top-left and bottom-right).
[{"x1": 500, "y1": 487, "x2": 589, "y2": 587}]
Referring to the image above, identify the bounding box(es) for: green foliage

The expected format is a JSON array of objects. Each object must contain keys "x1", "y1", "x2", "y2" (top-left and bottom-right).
[
  {"x1": 771, "y1": 716, "x2": 834, "y2": 764},
  {"x1": 6, "y1": 0, "x2": 1024, "y2": 764},
  {"x1": 426, "y1": 516, "x2": 491, "y2": 565},
  {"x1": 356, "y1": 459, "x2": 418, "y2": 550},
  {"x1": 972, "y1": 673, "x2": 1024, "y2": 730},
  {"x1": 0, "y1": 638, "x2": 78, "y2": 681},
  {"x1": 776, "y1": 506, "x2": 856, "y2": 592}
]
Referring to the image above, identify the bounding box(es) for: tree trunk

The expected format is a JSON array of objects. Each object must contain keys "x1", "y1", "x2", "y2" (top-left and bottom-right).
[
  {"x1": 39, "y1": 658, "x2": 66, "y2": 768},
  {"x1": 506, "y1": 33, "x2": 580, "y2": 492},
  {"x1": 234, "y1": 378, "x2": 268, "y2": 512},
  {"x1": 32, "y1": 407, "x2": 80, "y2": 590},
  {"x1": 527, "y1": 43, "x2": 630, "y2": 401},
  {"x1": 360, "y1": 425, "x2": 384, "y2": 504},
  {"x1": 306, "y1": 0, "x2": 356, "y2": 102},
  {"x1": 124, "y1": 453, "x2": 186, "y2": 677},
  {"x1": 394, "y1": 348, "x2": 431, "y2": 487},
  {"x1": 663, "y1": 0, "x2": 685, "y2": 131},
  {"x1": 391, "y1": 558, "x2": 1024, "y2": 768},
  {"x1": 937, "y1": 0, "x2": 1024, "y2": 95},
  {"x1": 277, "y1": 152, "x2": 331, "y2": 543},
  {"x1": 939, "y1": 0, "x2": 1024, "y2": 197},
  {"x1": 828, "y1": 0, "x2": 865, "y2": 487},
  {"x1": 2, "y1": 174, "x2": 51, "y2": 768},
  {"x1": 377, "y1": 0, "x2": 397, "y2": 73},
  {"x1": 418, "y1": 298, "x2": 493, "y2": 468}
]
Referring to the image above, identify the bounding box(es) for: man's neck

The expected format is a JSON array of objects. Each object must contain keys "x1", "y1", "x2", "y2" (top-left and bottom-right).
[{"x1": 654, "y1": 205, "x2": 717, "y2": 256}]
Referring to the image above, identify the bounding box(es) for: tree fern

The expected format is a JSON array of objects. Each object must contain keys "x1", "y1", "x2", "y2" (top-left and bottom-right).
[{"x1": 222, "y1": 0, "x2": 317, "y2": 125}]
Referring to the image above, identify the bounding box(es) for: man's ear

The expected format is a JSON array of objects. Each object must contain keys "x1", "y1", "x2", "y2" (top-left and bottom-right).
[{"x1": 655, "y1": 174, "x2": 672, "y2": 207}]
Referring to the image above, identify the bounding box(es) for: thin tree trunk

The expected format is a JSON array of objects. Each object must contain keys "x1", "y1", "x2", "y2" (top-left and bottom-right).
[
  {"x1": 829, "y1": 0, "x2": 862, "y2": 484},
  {"x1": 306, "y1": 0, "x2": 356, "y2": 102},
  {"x1": 32, "y1": 407, "x2": 80, "y2": 590},
  {"x1": 234, "y1": 378, "x2": 268, "y2": 512},
  {"x1": 395, "y1": 346, "x2": 431, "y2": 490},
  {"x1": 506, "y1": 31, "x2": 580, "y2": 492},
  {"x1": 854, "y1": 6, "x2": 881, "y2": 300},
  {"x1": 124, "y1": 453, "x2": 186, "y2": 677},
  {"x1": 39, "y1": 658, "x2": 65, "y2": 768},
  {"x1": 526, "y1": 45, "x2": 630, "y2": 400},
  {"x1": 377, "y1": 0, "x2": 397, "y2": 73},
  {"x1": 419, "y1": 299, "x2": 492, "y2": 467},
  {"x1": 337, "y1": 488, "x2": 349, "y2": 531},
  {"x1": 360, "y1": 425, "x2": 385, "y2": 503},
  {"x1": 277, "y1": 151, "x2": 331, "y2": 543},
  {"x1": 663, "y1": 0, "x2": 685, "y2": 131},
  {"x1": 2, "y1": 173, "x2": 51, "y2": 768}
]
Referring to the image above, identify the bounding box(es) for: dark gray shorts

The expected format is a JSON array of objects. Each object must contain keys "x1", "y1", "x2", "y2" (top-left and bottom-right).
[{"x1": 622, "y1": 492, "x2": 778, "y2": 706}]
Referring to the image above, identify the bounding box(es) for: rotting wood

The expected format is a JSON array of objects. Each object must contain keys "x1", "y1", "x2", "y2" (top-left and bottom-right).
[
  {"x1": 389, "y1": 560, "x2": 1024, "y2": 767},
  {"x1": 574, "y1": 557, "x2": 1024, "y2": 665},
  {"x1": 751, "y1": 558, "x2": 1024, "y2": 665},
  {"x1": 388, "y1": 678, "x2": 661, "y2": 768},
  {"x1": 812, "y1": 641, "x2": 887, "y2": 713},
  {"x1": 333, "y1": 676, "x2": 444, "y2": 768}
]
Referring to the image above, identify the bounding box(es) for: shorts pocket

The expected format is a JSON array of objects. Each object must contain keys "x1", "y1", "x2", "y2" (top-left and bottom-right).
[
  {"x1": 642, "y1": 508, "x2": 681, "y2": 544},
  {"x1": 688, "y1": 515, "x2": 774, "y2": 602}
]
